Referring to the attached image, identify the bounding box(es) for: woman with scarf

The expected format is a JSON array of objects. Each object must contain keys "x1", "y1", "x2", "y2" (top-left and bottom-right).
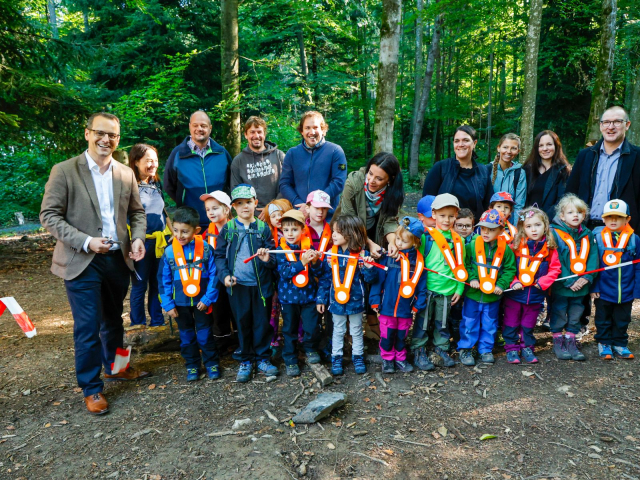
[{"x1": 333, "y1": 152, "x2": 405, "y2": 338}]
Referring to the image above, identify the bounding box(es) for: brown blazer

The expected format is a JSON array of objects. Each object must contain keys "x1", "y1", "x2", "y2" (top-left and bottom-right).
[{"x1": 40, "y1": 153, "x2": 147, "y2": 280}]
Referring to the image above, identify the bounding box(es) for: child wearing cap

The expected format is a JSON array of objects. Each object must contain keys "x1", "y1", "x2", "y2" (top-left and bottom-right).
[
  {"x1": 549, "y1": 194, "x2": 599, "y2": 361},
  {"x1": 489, "y1": 192, "x2": 518, "y2": 244},
  {"x1": 417, "y1": 195, "x2": 436, "y2": 229},
  {"x1": 591, "y1": 199, "x2": 640, "y2": 360},
  {"x1": 370, "y1": 216, "x2": 428, "y2": 373},
  {"x1": 457, "y1": 209, "x2": 516, "y2": 366},
  {"x1": 214, "y1": 184, "x2": 279, "y2": 383},
  {"x1": 201, "y1": 191, "x2": 237, "y2": 353},
  {"x1": 262, "y1": 209, "x2": 324, "y2": 376},
  {"x1": 411, "y1": 193, "x2": 468, "y2": 370}
]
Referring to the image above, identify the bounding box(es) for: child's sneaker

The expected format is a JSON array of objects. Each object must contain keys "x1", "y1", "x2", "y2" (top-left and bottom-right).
[
  {"x1": 331, "y1": 355, "x2": 344, "y2": 375},
  {"x1": 459, "y1": 349, "x2": 475, "y2": 366},
  {"x1": 413, "y1": 347, "x2": 435, "y2": 371},
  {"x1": 613, "y1": 346, "x2": 635, "y2": 359},
  {"x1": 206, "y1": 364, "x2": 221, "y2": 380},
  {"x1": 286, "y1": 364, "x2": 301, "y2": 377},
  {"x1": 306, "y1": 351, "x2": 321, "y2": 364},
  {"x1": 186, "y1": 367, "x2": 200, "y2": 381},
  {"x1": 434, "y1": 346, "x2": 455, "y2": 367},
  {"x1": 257, "y1": 360, "x2": 279, "y2": 376},
  {"x1": 564, "y1": 334, "x2": 586, "y2": 361},
  {"x1": 352, "y1": 355, "x2": 366, "y2": 374},
  {"x1": 598, "y1": 343, "x2": 613, "y2": 360},
  {"x1": 395, "y1": 360, "x2": 414, "y2": 372},
  {"x1": 382, "y1": 359, "x2": 395, "y2": 373},
  {"x1": 521, "y1": 347, "x2": 538, "y2": 364},
  {"x1": 480, "y1": 352, "x2": 494, "y2": 364},
  {"x1": 506, "y1": 351, "x2": 521, "y2": 364},
  {"x1": 236, "y1": 361, "x2": 253, "y2": 383},
  {"x1": 552, "y1": 333, "x2": 572, "y2": 360}
]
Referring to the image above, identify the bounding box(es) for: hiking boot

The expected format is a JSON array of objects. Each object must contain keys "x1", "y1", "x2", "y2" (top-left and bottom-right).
[
  {"x1": 395, "y1": 360, "x2": 414, "y2": 373},
  {"x1": 257, "y1": 360, "x2": 279, "y2": 376},
  {"x1": 382, "y1": 359, "x2": 395, "y2": 373},
  {"x1": 552, "y1": 333, "x2": 571, "y2": 360},
  {"x1": 480, "y1": 352, "x2": 494, "y2": 364},
  {"x1": 331, "y1": 355, "x2": 344, "y2": 376},
  {"x1": 613, "y1": 346, "x2": 635, "y2": 359},
  {"x1": 521, "y1": 347, "x2": 538, "y2": 364},
  {"x1": 459, "y1": 349, "x2": 475, "y2": 366},
  {"x1": 565, "y1": 334, "x2": 585, "y2": 361},
  {"x1": 413, "y1": 347, "x2": 435, "y2": 371},
  {"x1": 306, "y1": 351, "x2": 321, "y2": 364},
  {"x1": 206, "y1": 364, "x2": 221, "y2": 380},
  {"x1": 598, "y1": 343, "x2": 613, "y2": 360},
  {"x1": 286, "y1": 364, "x2": 301, "y2": 377},
  {"x1": 506, "y1": 351, "x2": 521, "y2": 364},
  {"x1": 434, "y1": 346, "x2": 455, "y2": 367},
  {"x1": 186, "y1": 368, "x2": 200, "y2": 382},
  {"x1": 236, "y1": 361, "x2": 253, "y2": 383},
  {"x1": 352, "y1": 355, "x2": 366, "y2": 374}
]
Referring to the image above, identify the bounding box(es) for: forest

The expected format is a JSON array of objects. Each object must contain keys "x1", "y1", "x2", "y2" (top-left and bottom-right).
[{"x1": 1, "y1": 0, "x2": 639, "y2": 225}]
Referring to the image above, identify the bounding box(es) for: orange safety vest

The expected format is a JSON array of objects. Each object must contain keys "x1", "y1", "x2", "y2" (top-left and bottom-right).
[
  {"x1": 601, "y1": 224, "x2": 634, "y2": 266},
  {"x1": 205, "y1": 223, "x2": 219, "y2": 249},
  {"x1": 172, "y1": 236, "x2": 204, "y2": 297},
  {"x1": 331, "y1": 246, "x2": 359, "y2": 304},
  {"x1": 516, "y1": 242, "x2": 549, "y2": 286},
  {"x1": 554, "y1": 228, "x2": 590, "y2": 275},
  {"x1": 426, "y1": 227, "x2": 468, "y2": 282},
  {"x1": 475, "y1": 236, "x2": 506, "y2": 294},
  {"x1": 399, "y1": 250, "x2": 425, "y2": 298},
  {"x1": 316, "y1": 222, "x2": 332, "y2": 260},
  {"x1": 281, "y1": 236, "x2": 312, "y2": 287},
  {"x1": 501, "y1": 221, "x2": 517, "y2": 244}
]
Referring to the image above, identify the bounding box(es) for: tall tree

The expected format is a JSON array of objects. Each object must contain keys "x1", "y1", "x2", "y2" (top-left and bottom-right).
[
  {"x1": 410, "y1": 0, "x2": 424, "y2": 142},
  {"x1": 519, "y1": 0, "x2": 544, "y2": 160},
  {"x1": 221, "y1": 0, "x2": 241, "y2": 157},
  {"x1": 585, "y1": 0, "x2": 618, "y2": 144},
  {"x1": 629, "y1": 64, "x2": 640, "y2": 144},
  {"x1": 373, "y1": 0, "x2": 402, "y2": 154},
  {"x1": 47, "y1": 0, "x2": 59, "y2": 39}
]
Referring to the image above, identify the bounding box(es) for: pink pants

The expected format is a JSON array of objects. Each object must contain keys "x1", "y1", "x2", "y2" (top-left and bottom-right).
[{"x1": 379, "y1": 314, "x2": 413, "y2": 361}]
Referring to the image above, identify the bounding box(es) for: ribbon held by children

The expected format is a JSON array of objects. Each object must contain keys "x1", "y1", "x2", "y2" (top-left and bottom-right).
[{"x1": 0, "y1": 297, "x2": 36, "y2": 338}]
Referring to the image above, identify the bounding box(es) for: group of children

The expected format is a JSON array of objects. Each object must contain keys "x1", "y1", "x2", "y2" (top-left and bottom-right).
[{"x1": 157, "y1": 182, "x2": 640, "y2": 382}]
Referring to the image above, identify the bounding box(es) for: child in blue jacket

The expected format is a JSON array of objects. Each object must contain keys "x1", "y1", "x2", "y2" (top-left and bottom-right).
[
  {"x1": 591, "y1": 199, "x2": 640, "y2": 360},
  {"x1": 158, "y1": 207, "x2": 219, "y2": 381}
]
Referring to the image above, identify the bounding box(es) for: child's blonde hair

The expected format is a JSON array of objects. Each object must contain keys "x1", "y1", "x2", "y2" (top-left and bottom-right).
[
  {"x1": 491, "y1": 133, "x2": 521, "y2": 183},
  {"x1": 513, "y1": 206, "x2": 557, "y2": 250},
  {"x1": 395, "y1": 220, "x2": 422, "y2": 249},
  {"x1": 555, "y1": 193, "x2": 590, "y2": 218}
]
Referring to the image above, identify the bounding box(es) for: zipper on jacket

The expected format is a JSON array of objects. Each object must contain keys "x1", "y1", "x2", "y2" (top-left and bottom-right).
[
  {"x1": 307, "y1": 149, "x2": 314, "y2": 195},
  {"x1": 618, "y1": 265, "x2": 622, "y2": 303},
  {"x1": 200, "y1": 157, "x2": 208, "y2": 193}
]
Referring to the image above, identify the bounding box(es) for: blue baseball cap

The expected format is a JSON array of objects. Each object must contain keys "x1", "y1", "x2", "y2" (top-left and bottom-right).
[
  {"x1": 490, "y1": 191, "x2": 515, "y2": 205},
  {"x1": 417, "y1": 195, "x2": 436, "y2": 217},
  {"x1": 476, "y1": 209, "x2": 506, "y2": 229},
  {"x1": 400, "y1": 216, "x2": 426, "y2": 238}
]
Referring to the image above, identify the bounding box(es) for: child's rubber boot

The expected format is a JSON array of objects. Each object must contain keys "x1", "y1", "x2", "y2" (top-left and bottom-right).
[
  {"x1": 352, "y1": 355, "x2": 366, "y2": 374},
  {"x1": 236, "y1": 361, "x2": 253, "y2": 383},
  {"x1": 598, "y1": 343, "x2": 613, "y2": 360},
  {"x1": 613, "y1": 346, "x2": 635, "y2": 359},
  {"x1": 506, "y1": 351, "x2": 521, "y2": 364},
  {"x1": 552, "y1": 333, "x2": 571, "y2": 360},
  {"x1": 331, "y1": 355, "x2": 344, "y2": 375},
  {"x1": 434, "y1": 346, "x2": 455, "y2": 367},
  {"x1": 459, "y1": 349, "x2": 475, "y2": 366},
  {"x1": 564, "y1": 333, "x2": 586, "y2": 361},
  {"x1": 395, "y1": 360, "x2": 414, "y2": 373},
  {"x1": 382, "y1": 359, "x2": 395, "y2": 374},
  {"x1": 413, "y1": 347, "x2": 435, "y2": 371},
  {"x1": 521, "y1": 347, "x2": 538, "y2": 364}
]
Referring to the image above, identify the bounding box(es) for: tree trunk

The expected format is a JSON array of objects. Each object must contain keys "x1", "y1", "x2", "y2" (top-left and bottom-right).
[
  {"x1": 410, "y1": 0, "x2": 424, "y2": 141},
  {"x1": 359, "y1": 26, "x2": 373, "y2": 158},
  {"x1": 499, "y1": 59, "x2": 507, "y2": 113},
  {"x1": 433, "y1": 48, "x2": 445, "y2": 163},
  {"x1": 221, "y1": 0, "x2": 241, "y2": 158},
  {"x1": 487, "y1": 46, "x2": 494, "y2": 161},
  {"x1": 629, "y1": 64, "x2": 640, "y2": 144},
  {"x1": 519, "y1": 0, "x2": 544, "y2": 160},
  {"x1": 585, "y1": 0, "x2": 618, "y2": 145},
  {"x1": 82, "y1": 5, "x2": 89, "y2": 32},
  {"x1": 296, "y1": 27, "x2": 313, "y2": 104},
  {"x1": 47, "y1": 0, "x2": 58, "y2": 39},
  {"x1": 512, "y1": 42, "x2": 518, "y2": 99},
  {"x1": 408, "y1": 14, "x2": 442, "y2": 177},
  {"x1": 373, "y1": 0, "x2": 402, "y2": 154}
]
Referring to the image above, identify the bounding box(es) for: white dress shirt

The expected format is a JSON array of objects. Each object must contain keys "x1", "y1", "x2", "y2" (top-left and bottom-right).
[{"x1": 82, "y1": 151, "x2": 119, "y2": 252}]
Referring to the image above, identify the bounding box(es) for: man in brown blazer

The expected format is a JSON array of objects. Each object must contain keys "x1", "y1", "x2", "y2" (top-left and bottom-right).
[{"x1": 40, "y1": 112, "x2": 151, "y2": 415}]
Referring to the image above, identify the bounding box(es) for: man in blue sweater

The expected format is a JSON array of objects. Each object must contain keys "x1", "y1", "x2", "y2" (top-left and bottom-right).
[
  {"x1": 279, "y1": 111, "x2": 347, "y2": 219},
  {"x1": 164, "y1": 111, "x2": 233, "y2": 228}
]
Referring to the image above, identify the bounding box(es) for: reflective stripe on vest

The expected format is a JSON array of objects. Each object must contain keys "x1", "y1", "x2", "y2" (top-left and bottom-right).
[
  {"x1": 331, "y1": 246, "x2": 359, "y2": 304},
  {"x1": 601, "y1": 224, "x2": 634, "y2": 266},
  {"x1": 554, "y1": 228, "x2": 590, "y2": 275},
  {"x1": 475, "y1": 236, "x2": 506, "y2": 294},
  {"x1": 426, "y1": 227, "x2": 468, "y2": 281},
  {"x1": 399, "y1": 250, "x2": 425, "y2": 298},
  {"x1": 172, "y1": 235, "x2": 204, "y2": 297},
  {"x1": 516, "y1": 242, "x2": 549, "y2": 286},
  {"x1": 280, "y1": 236, "x2": 311, "y2": 287}
]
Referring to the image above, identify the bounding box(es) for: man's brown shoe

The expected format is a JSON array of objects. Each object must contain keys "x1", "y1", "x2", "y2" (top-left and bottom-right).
[
  {"x1": 84, "y1": 393, "x2": 109, "y2": 415},
  {"x1": 104, "y1": 366, "x2": 152, "y2": 382}
]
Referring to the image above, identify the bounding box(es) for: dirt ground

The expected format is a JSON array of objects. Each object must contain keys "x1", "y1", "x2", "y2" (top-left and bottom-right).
[{"x1": 1, "y1": 231, "x2": 640, "y2": 480}]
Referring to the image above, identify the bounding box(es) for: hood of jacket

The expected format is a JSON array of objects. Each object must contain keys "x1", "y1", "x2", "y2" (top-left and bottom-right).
[
  {"x1": 551, "y1": 217, "x2": 590, "y2": 240},
  {"x1": 240, "y1": 140, "x2": 278, "y2": 157}
]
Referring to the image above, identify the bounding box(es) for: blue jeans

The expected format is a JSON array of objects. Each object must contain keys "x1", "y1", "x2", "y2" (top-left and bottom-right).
[
  {"x1": 458, "y1": 298, "x2": 500, "y2": 354},
  {"x1": 130, "y1": 238, "x2": 164, "y2": 326},
  {"x1": 550, "y1": 295, "x2": 585, "y2": 334},
  {"x1": 175, "y1": 306, "x2": 219, "y2": 368}
]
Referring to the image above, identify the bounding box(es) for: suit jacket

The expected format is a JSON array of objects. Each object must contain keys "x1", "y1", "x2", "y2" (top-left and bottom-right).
[{"x1": 40, "y1": 153, "x2": 147, "y2": 280}]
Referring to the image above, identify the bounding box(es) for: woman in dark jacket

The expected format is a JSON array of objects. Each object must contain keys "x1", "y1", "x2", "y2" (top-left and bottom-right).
[
  {"x1": 522, "y1": 130, "x2": 571, "y2": 220},
  {"x1": 422, "y1": 125, "x2": 493, "y2": 220}
]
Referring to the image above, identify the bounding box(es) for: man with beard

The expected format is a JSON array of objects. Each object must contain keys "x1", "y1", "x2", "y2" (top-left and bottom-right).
[
  {"x1": 279, "y1": 111, "x2": 347, "y2": 218},
  {"x1": 230, "y1": 116, "x2": 285, "y2": 220}
]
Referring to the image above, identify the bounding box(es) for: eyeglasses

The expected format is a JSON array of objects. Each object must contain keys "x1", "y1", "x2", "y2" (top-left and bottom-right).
[
  {"x1": 599, "y1": 120, "x2": 625, "y2": 128},
  {"x1": 88, "y1": 129, "x2": 120, "y2": 140},
  {"x1": 455, "y1": 224, "x2": 473, "y2": 230}
]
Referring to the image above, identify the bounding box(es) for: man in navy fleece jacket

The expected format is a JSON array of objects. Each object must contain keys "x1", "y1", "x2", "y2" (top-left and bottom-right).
[{"x1": 279, "y1": 111, "x2": 347, "y2": 219}]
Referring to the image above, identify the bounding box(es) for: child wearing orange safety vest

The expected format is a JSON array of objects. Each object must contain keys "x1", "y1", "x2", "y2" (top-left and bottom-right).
[
  {"x1": 370, "y1": 216, "x2": 428, "y2": 374},
  {"x1": 489, "y1": 191, "x2": 518, "y2": 244},
  {"x1": 549, "y1": 194, "x2": 599, "y2": 361},
  {"x1": 158, "y1": 206, "x2": 220, "y2": 381}
]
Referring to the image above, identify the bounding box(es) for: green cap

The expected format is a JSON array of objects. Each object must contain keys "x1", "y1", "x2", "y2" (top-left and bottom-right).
[{"x1": 231, "y1": 183, "x2": 257, "y2": 202}]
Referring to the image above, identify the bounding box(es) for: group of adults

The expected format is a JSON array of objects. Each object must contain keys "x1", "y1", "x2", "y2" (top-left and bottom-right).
[{"x1": 39, "y1": 104, "x2": 639, "y2": 415}]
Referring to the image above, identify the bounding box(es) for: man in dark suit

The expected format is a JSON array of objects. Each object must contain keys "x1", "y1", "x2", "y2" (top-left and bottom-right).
[{"x1": 40, "y1": 112, "x2": 151, "y2": 415}]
